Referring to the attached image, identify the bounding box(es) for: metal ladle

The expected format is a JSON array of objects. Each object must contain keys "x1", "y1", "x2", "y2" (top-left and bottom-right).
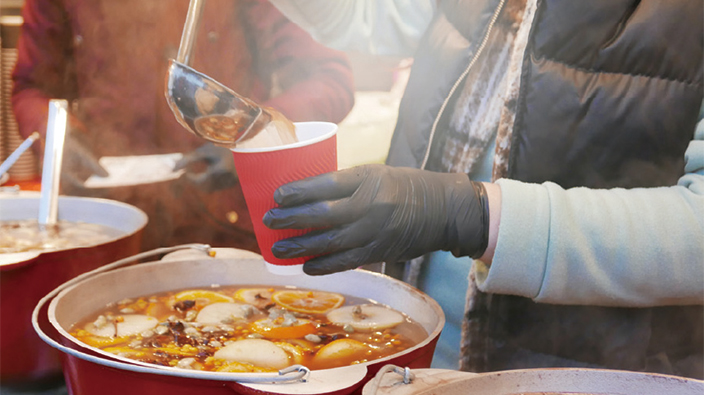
[
  {"x1": 165, "y1": 0, "x2": 265, "y2": 147},
  {"x1": 38, "y1": 99, "x2": 69, "y2": 229}
]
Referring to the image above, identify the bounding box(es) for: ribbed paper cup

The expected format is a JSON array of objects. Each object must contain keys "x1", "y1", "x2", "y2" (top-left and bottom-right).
[{"x1": 231, "y1": 122, "x2": 337, "y2": 275}]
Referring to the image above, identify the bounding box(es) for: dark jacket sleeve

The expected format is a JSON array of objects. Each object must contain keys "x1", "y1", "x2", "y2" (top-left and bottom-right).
[{"x1": 244, "y1": 0, "x2": 355, "y2": 123}]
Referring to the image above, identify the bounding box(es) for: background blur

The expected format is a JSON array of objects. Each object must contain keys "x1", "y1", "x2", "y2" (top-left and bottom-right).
[
  {"x1": 0, "y1": 2, "x2": 407, "y2": 394},
  {"x1": 0, "y1": 1, "x2": 408, "y2": 189}
]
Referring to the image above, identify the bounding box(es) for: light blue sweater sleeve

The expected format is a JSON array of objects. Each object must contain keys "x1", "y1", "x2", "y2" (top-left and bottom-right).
[
  {"x1": 267, "y1": 0, "x2": 435, "y2": 57},
  {"x1": 475, "y1": 113, "x2": 704, "y2": 307}
]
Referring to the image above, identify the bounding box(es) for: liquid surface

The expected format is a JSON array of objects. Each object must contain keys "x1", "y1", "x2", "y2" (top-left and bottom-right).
[
  {"x1": 0, "y1": 219, "x2": 124, "y2": 253},
  {"x1": 70, "y1": 285, "x2": 428, "y2": 372}
]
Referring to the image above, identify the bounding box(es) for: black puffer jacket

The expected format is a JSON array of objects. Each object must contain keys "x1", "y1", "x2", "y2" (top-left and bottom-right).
[{"x1": 389, "y1": 0, "x2": 703, "y2": 378}]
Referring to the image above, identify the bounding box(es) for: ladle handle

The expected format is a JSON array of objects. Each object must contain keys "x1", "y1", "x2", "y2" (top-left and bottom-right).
[
  {"x1": 176, "y1": 0, "x2": 205, "y2": 65},
  {"x1": 38, "y1": 99, "x2": 69, "y2": 227}
]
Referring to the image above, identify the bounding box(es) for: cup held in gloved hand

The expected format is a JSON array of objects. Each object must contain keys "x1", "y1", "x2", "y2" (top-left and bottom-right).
[{"x1": 231, "y1": 122, "x2": 337, "y2": 275}]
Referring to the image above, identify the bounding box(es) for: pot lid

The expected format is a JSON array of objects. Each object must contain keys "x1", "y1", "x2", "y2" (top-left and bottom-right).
[{"x1": 363, "y1": 366, "x2": 704, "y2": 395}]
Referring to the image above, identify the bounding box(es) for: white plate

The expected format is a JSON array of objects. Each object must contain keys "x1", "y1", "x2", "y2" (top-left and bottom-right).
[{"x1": 83, "y1": 153, "x2": 185, "y2": 188}]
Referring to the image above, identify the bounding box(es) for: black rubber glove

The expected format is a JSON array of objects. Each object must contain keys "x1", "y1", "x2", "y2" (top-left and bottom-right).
[
  {"x1": 61, "y1": 130, "x2": 109, "y2": 191},
  {"x1": 174, "y1": 143, "x2": 238, "y2": 193},
  {"x1": 263, "y1": 164, "x2": 490, "y2": 275}
]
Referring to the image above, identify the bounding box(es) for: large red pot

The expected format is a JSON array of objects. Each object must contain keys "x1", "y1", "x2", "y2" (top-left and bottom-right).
[
  {"x1": 1, "y1": 194, "x2": 147, "y2": 385},
  {"x1": 34, "y1": 247, "x2": 445, "y2": 395},
  {"x1": 363, "y1": 366, "x2": 704, "y2": 395}
]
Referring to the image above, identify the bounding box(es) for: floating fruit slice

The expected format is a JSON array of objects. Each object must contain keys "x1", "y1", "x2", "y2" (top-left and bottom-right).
[
  {"x1": 213, "y1": 339, "x2": 290, "y2": 370},
  {"x1": 250, "y1": 318, "x2": 317, "y2": 339},
  {"x1": 314, "y1": 338, "x2": 370, "y2": 367},
  {"x1": 76, "y1": 332, "x2": 130, "y2": 348},
  {"x1": 196, "y1": 302, "x2": 249, "y2": 324},
  {"x1": 85, "y1": 314, "x2": 158, "y2": 337},
  {"x1": 234, "y1": 288, "x2": 274, "y2": 308},
  {"x1": 272, "y1": 290, "x2": 345, "y2": 314},
  {"x1": 327, "y1": 304, "x2": 404, "y2": 331},
  {"x1": 173, "y1": 289, "x2": 234, "y2": 305},
  {"x1": 274, "y1": 342, "x2": 305, "y2": 365}
]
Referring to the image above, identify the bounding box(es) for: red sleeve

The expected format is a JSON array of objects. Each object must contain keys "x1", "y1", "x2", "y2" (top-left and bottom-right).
[
  {"x1": 243, "y1": 0, "x2": 355, "y2": 124},
  {"x1": 11, "y1": 0, "x2": 77, "y2": 142}
]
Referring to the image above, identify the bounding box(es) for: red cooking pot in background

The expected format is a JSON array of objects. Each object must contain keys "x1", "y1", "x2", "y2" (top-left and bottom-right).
[
  {"x1": 0, "y1": 194, "x2": 147, "y2": 386},
  {"x1": 33, "y1": 246, "x2": 445, "y2": 395}
]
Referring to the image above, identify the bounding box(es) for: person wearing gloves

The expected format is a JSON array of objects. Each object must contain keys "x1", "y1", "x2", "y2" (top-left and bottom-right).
[
  {"x1": 265, "y1": 0, "x2": 704, "y2": 379},
  {"x1": 12, "y1": 0, "x2": 355, "y2": 251}
]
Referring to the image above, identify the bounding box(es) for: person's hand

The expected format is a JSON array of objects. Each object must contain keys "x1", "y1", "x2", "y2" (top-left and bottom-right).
[
  {"x1": 61, "y1": 129, "x2": 108, "y2": 191},
  {"x1": 263, "y1": 164, "x2": 490, "y2": 275},
  {"x1": 174, "y1": 143, "x2": 238, "y2": 193}
]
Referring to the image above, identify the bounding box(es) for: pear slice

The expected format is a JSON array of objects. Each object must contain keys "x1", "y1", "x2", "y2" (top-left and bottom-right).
[
  {"x1": 326, "y1": 304, "x2": 404, "y2": 331},
  {"x1": 214, "y1": 339, "x2": 289, "y2": 370},
  {"x1": 85, "y1": 314, "x2": 158, "y2": 337},
  {"x1": 196, "y1": 302, "x2": 249, "y2": 324}
]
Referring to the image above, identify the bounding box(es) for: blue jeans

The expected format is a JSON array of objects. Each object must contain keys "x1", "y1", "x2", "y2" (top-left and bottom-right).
[{"x1": 417, "y1": 250, "x2": 472, "y2": 370}]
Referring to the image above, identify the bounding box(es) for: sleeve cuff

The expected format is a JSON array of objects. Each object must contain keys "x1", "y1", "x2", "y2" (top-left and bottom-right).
[{"x1": 474, "y1": 178, "x2": 551, "y2": 299}]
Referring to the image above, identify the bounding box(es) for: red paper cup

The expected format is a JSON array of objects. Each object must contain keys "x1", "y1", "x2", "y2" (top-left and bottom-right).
[{"x1": 231, "y1": 122, "x2": 337, "y2": 275}]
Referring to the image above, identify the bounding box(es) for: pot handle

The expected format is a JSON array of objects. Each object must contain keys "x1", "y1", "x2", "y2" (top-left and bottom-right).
[
  {"x1": 232, "y1": 363, "x2": 369, "y2": 395},
  {"x1": 31, "y1": 244, "x2": 211, "y2": 349},
  {"x1": 44, "y1": 243, "x2": 213, "y2": 300},
  {"x1": 363, "y1": 365, "x2": 478, "y2": 395}
]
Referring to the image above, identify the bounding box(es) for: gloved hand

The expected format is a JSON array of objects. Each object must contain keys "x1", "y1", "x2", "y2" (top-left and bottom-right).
[
  {"x1": 263, "y1": 164, "x2": 490, "y2": 275},
  {"x1": 174, "y1": 143, "x2": 238, "y2": 193},
  {"x1": 61, "y1": 129, "x2": 109, "y2": 191}
]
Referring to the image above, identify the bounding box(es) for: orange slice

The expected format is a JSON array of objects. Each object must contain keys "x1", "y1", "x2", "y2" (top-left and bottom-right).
[
  {"x1": 173, "y1": 289, "x2": 234, "y2": 305},
  {"x1": 233, "y1": 288, "x2": 274, "y2": 308},
  {"x1": 250, "y1": 318, "x2": 317, "y2": 339},
  {"x1": 77, "y1": 333, "x2": 130, "y2": 348},
  {"x1": 272, "y1": 290, "x2": 345, "y2": 314}
]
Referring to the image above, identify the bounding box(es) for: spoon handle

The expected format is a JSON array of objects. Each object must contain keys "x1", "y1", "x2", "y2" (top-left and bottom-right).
[
  {"x1": 176, "y1": 0, "x2": 205, "y2": 65},
  {"x1": 38, "y1": 99, "x2": 69, "y2": 227},
  {"x1": 0, "y1": 131, "x2": 40, "y2": 177}
]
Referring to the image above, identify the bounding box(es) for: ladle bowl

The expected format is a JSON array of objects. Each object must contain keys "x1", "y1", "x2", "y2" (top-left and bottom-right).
[
  {"x1": 165, "y1": 0, "x2": 275, "y2": 147},
  {"x1": 165, "y1": 60, "x2": 266, "y2": 147}
]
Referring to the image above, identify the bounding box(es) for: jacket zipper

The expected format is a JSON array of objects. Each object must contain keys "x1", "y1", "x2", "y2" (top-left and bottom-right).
[{"x1": 420, "y1": 0, "x2": 507, "y2": 170}]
